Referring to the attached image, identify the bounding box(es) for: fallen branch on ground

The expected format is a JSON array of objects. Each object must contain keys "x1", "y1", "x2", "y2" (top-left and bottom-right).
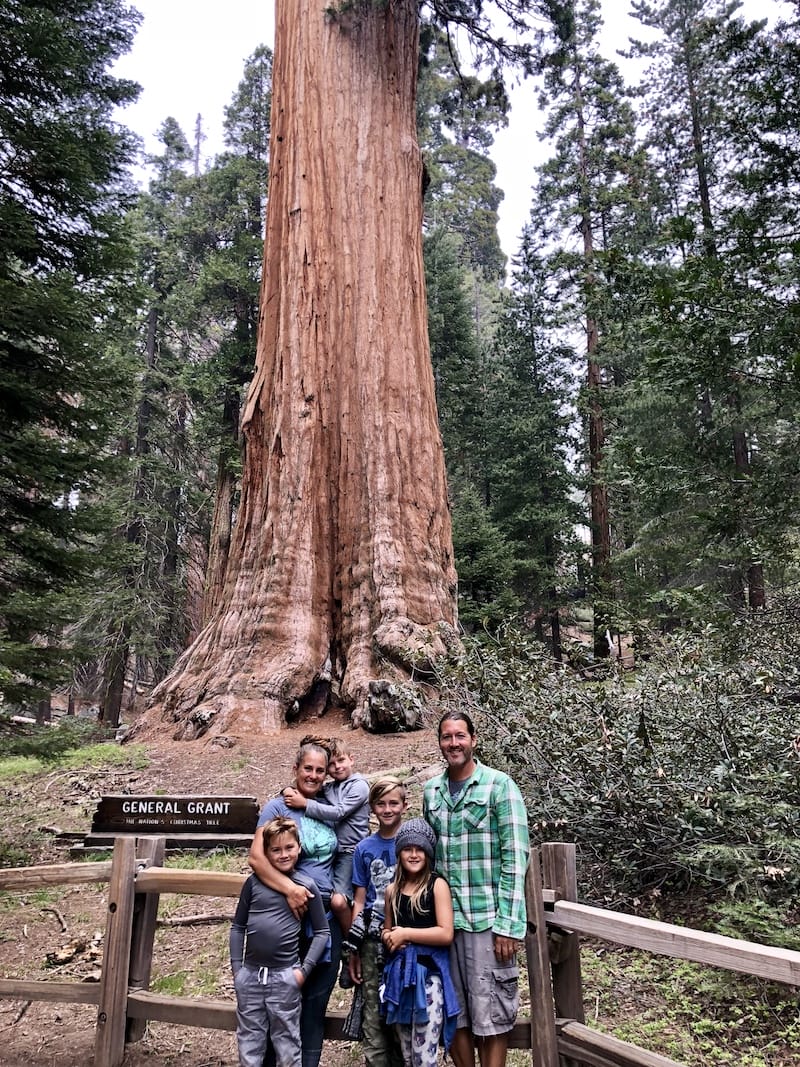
[{"x1": 157, "y1": 913, "x2": 233, "y2": 927}]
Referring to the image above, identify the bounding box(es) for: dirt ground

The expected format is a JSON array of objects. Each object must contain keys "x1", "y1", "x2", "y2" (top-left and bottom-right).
[{"x1": 0, "y1": 712, "x2": 443, "y2": 1066}]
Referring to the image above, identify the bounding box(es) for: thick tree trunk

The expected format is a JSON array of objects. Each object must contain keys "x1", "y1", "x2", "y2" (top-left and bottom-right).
[
  {"x1": 202, "y1": 389, "x2": 240, "y2": 625},
  {"x1": 141, "y1": 0, "x2": 457, "y2": 740}
]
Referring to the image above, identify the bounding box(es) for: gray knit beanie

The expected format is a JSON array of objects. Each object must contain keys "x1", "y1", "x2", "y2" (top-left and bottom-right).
[{"x1": 395, "y1": 817, "x2": 436, "y2": 862}]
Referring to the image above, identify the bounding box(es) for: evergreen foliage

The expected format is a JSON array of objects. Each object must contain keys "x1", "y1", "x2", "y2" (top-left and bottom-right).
[
  {"x1": 418, "y1": 24, "x2": 509, "y2": 279},
  {"x1": 74, "y1": 48, "x2": 272, "y2": 721},
  {"x1": 0, "y1": 713, "x2": 111, "y2": 761},
  {"x1": 488, "y1": 234, "x2": 581, "y2": 625},
  {"x1": 608, "y1": 0, "x2": 800, "y2": 622},
  {"x1": 527, "y1": 0, "x2": 650, "y2": 652},
  {"x1": 0, "y1": 0, "x2": 141, "y2": 704},
  {"x1": 5, "y1": 0, "x2": 800, "y2": 737},
  {"x1": 439, "y1": 613, "x2": 800, "y2": 906}
]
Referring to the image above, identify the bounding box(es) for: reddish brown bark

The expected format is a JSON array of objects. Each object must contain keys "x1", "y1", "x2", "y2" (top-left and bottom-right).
[{"x1": 140, "y1": 0, "x2": 457, "y2": 739}]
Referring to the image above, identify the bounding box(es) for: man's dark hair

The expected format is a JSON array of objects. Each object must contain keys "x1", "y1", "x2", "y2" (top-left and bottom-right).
[{"x1": 437, "y1": 711, "x2": 476, "y2": 738}]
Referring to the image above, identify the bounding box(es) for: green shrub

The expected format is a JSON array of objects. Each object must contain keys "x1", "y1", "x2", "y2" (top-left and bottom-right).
[
  {"x1": 436, "y1": 619, "x2": 800, "y2": 906},
  {"x1": 0, "y1": 716, "x2": 113, "y2": 762}
]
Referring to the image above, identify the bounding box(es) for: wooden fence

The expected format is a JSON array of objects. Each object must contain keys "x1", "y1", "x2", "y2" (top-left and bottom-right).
[{"x1": 1, "y1": 839, "x2": 799, "y2": 1066}]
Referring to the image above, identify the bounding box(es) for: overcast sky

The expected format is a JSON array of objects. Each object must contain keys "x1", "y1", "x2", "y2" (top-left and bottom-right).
[{"x1": 114, "y1": 0, "x2": 790, "y2": 262}]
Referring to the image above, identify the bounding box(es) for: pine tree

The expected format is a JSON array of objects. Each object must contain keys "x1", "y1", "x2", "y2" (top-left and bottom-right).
[
  {"x1": 0, "y1": 0, "x2": 140, "y2": 705},
  {"x1": 529, "y1": 0, "x2": 647, "y2": 653},
  {"x1": 417, "y1": 24, "x2": 509, "y2": 279},
  {"x1": 611, "y1": 0, "x2": 800, "y2": 619},
  {"x1": 488, "y1": 231, "x2": 581, "y2": 655}
]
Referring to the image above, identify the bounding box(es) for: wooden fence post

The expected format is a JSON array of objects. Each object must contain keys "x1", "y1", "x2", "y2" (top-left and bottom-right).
[
  {"x1": 95, "y1": 836, "x2": 136, "y2": 1067},
  {"x1": 126, "y1": 836, "x2": 166, "y2": 1044},
  {"x1": 524, "y1": 849, "x2": 559, "y2": 1067},
  {"x1": 541, "y1": 843, "x2": 585, "y2": 1026}
]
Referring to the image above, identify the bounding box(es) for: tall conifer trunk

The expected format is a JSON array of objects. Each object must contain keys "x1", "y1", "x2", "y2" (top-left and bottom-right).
[{"x1": 140, "y1": 0, "x2": 457, "y2": 739}]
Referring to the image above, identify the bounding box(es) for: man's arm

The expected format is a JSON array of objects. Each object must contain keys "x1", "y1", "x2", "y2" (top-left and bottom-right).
[
  {"x1": 248, "y1": 827, "x2": 311, "y2": 919},
  {"x1": 492, "y1": 775, "x2": 530, "y2": 946}
]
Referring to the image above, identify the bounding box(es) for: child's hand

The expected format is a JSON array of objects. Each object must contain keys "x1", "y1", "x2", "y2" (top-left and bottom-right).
[
  {"x1": 349, "y1": 953, "x2": 363, "y2": 985},
  {"x1": 382, "y1": 927, "x2": 409, "y2": 952},
  {"x1": 293, "y1": 968, "x2": 305, "y2": 987},
  {"x1": 282, "y1": 787, "x2": 307, "y2": 810}
]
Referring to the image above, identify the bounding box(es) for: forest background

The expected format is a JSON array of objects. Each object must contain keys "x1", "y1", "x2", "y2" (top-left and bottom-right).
[{"x1": 2, "y1": 1, "x2": 800, "y2": 1060}]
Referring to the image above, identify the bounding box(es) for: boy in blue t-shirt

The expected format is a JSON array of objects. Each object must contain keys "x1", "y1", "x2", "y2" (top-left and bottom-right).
[{"x1": 344, "y1": 776, "x2": 408, "y2": 1067}]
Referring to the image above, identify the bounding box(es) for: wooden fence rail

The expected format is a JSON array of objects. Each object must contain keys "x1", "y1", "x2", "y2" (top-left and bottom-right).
[
  {"x1": 548, "y1": 900, "x2": 800, "y2": 987},
  {"x1": 2, "y1": 839, "x2": 798, "y2": 1067}
]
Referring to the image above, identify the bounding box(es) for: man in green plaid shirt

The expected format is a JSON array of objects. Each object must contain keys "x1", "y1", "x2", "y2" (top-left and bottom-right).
[{"x1": 423, "y1": 711, "x2": 529, "y2": 1067}]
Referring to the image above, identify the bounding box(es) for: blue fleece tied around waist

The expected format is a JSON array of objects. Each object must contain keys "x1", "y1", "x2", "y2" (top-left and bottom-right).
[{"x1": 381, "y1": 944, "x2": 459, "y2": 1051}]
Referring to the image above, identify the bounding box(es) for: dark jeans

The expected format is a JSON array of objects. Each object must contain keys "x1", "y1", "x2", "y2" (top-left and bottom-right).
[{"x1": 264, "y1": 913, "x2": 342, "y2": 1067}]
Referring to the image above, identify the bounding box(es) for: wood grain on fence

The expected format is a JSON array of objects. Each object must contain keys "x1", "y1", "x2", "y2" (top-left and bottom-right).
[
  {"x1": 0, "y1": 860, "x2": 112, "y2": 890},
  {"x1": 541, "y1": 842, "x2": 585, "y2": 1031},
  {"x1": 126, "y1": 836, "x2": 166, "y2": 1043},
  {"x1": 134, "y1": 866, "x2": 246, "y2": 897},
  {"x1": 524, "y1": 848, "x2": 559, "y2": 1067},
  {"x1": 548, "y1": 900, "x2": 800, "y2": 987},
  {"x1": 94, "y1": 837, "x2": 137, "y2": 1067},
  {"x1": 0, "y1": 978, "x2": 101, "y2": 1004}
]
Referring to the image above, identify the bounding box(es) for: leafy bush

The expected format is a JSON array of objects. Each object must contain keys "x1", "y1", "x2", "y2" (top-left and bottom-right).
[
  {"x1": 0, "y1": 715, "x2": 113, "y2": 762},
  {"x1": 435, "y1": 618, "x2": 800, "y2": 906}
]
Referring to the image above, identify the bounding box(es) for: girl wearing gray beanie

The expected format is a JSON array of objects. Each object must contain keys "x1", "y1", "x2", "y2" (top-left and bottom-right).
[{"x1": 380, "y1": 818, "x2": 460, "y2": 1064}]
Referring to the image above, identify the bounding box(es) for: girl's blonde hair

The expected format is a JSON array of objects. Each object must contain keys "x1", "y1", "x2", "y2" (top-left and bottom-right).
[{"x1": 389, "y1": 848, "x2": 433, "y2": 923}]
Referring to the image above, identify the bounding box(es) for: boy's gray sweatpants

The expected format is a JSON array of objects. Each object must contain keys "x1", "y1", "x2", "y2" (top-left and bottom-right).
[{"x1": 234, "y1": 963, "x2": 302, "y2": 1067}]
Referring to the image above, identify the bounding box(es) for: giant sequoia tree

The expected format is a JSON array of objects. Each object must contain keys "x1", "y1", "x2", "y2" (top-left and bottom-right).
[{"x1": 143, "y1": 0, "x2": 502, "y2": 738}]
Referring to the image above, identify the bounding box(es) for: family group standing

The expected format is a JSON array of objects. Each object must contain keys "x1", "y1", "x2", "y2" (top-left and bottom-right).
[{"x1": 229, "y1": 714, "x2": 529, "y2": 1067}]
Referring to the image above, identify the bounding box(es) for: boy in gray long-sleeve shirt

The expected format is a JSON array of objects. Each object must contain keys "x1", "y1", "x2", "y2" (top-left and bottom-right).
[{"x1": 230, "y1": 817, "x2": 329, "y2": 1067}]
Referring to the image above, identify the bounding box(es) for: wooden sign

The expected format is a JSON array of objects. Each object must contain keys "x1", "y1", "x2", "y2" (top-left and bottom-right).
[{"x1": 91, "y1": 795, "x2": 260, "y2": 836}]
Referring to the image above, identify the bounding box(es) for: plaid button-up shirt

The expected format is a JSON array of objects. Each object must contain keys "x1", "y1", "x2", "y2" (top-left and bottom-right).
[{"x1": 423, "y1": 760, "x2": 529, "y2": 940}]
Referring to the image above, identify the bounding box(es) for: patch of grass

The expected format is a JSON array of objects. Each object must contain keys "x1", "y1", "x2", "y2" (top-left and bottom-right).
[
  {"x1": 165, "y1": 850, "x2": 245, "y2": 873},
  {"x1": 60, "y1": 742, "x2": 149, "y2": 770},
  {"x1": 0, "y1": 841, "x2": 33, "y2": 867},
  {"x1": 0, "y1": 756, "x2": 42, "y2": 781},
  {"x1": 151, "y1": 970, "x2": 189, "y2": 996},
  {"x1": 150, "y1": 956, "x2": 223, "y2": 998},
  {"x1": 580, "y1": 943, "x2": 800, "y2": 1065},
  {"x1": 0, "y1": 716, "x2": 111, "y2": 761},
  {"x1": 0, "y1": 742, "x2": 149, "y2": 781},
  {"x1": 25, "y1": 888, "x2": 61, "y2": 906}
]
